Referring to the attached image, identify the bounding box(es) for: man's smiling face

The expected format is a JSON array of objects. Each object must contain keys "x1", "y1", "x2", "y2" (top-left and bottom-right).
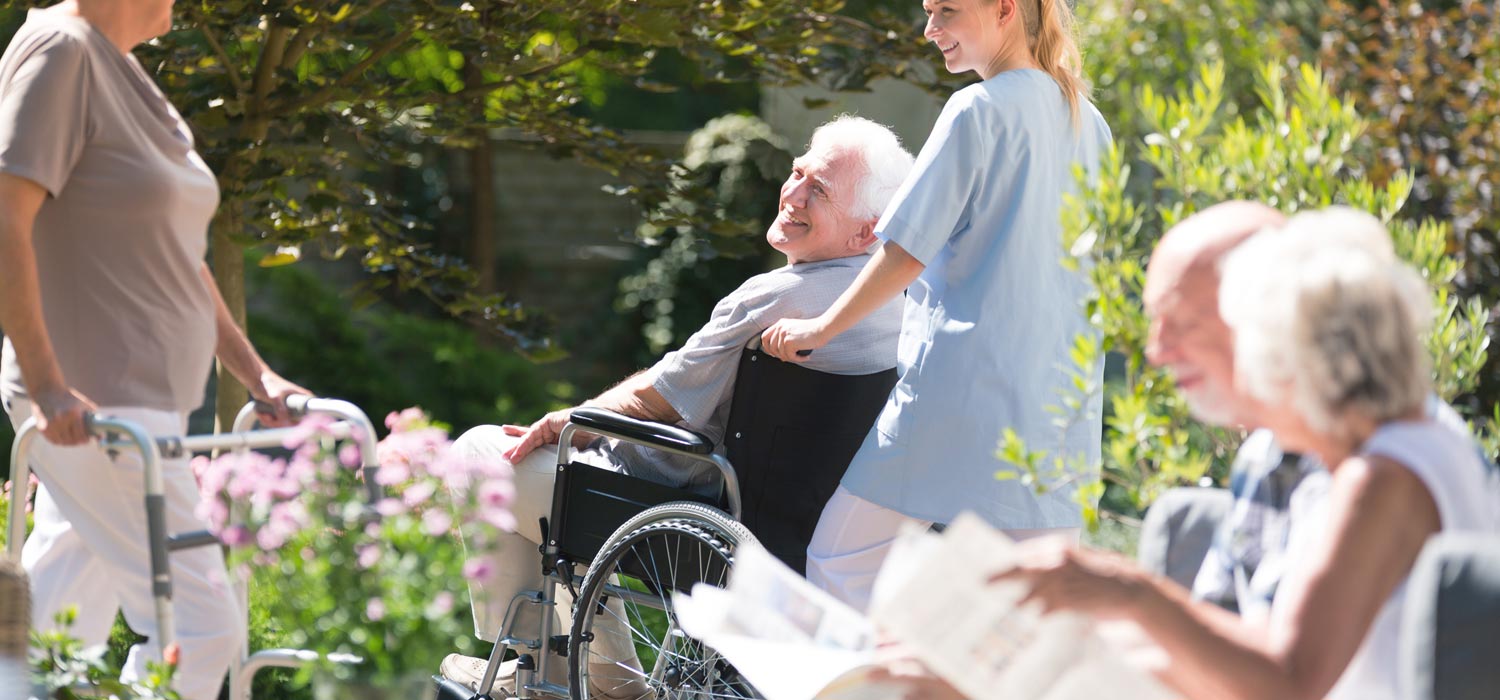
[{"x1": 766, "y1": 143, "x2": 869, "y2": 264}]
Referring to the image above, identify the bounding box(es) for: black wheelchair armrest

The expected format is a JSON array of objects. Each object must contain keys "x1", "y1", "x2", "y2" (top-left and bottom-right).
[{"x1": 568, "y1": 407, "x2": 715, "y2": 456}]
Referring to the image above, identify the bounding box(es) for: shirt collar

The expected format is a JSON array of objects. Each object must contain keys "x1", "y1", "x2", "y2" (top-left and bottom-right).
[{"x1": 785, "y1": 252, "x2": 873, "y2": 272}]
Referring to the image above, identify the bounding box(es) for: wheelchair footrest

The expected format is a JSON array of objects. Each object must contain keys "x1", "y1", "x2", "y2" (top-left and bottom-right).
[{"x1": 432, "y1": 675, "x2": 486, "y2": 700}]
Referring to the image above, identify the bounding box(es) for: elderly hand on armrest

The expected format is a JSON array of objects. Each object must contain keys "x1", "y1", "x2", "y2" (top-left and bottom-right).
[
  {"x1": 503, "y1": 370, "x2": 684, "y2": 463},
  {"x1": 501, "y1": 408, "x2": 583, "y2": 463}
]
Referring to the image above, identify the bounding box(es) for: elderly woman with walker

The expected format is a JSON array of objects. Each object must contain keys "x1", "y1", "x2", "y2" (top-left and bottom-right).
[
  {"x1": 0, "y1": 2, "x2": 308, "y2": 697},
  {"x1": 760, "y1": 0, "x2": 1113, "y2": 609}
]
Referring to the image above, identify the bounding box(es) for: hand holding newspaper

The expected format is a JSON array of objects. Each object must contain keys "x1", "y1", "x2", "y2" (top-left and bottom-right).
[{"x1": 673, "y1": 513, "x2": 1179, "y2": 700}]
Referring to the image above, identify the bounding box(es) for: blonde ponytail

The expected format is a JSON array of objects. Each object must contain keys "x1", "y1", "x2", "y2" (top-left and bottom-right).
[{"x1": 1022, "y1": 0, "x2": 1088, "y2": 126}]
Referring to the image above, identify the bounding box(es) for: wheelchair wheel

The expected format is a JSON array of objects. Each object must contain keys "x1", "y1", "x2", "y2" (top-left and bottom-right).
[{"x1": 568, "y1": 502, "x2": 760, "y2": 699}]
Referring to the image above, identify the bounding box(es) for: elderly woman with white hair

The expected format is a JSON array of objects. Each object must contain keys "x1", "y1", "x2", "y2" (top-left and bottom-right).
[{"x1": 960, "y1": 206, "x2": 1500, "y2": 700}]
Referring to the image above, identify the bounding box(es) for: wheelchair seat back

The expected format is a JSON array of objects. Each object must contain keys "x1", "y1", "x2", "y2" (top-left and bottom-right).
[{"x1": 724, "y1": 345, "x2": 897, "y2": 574}]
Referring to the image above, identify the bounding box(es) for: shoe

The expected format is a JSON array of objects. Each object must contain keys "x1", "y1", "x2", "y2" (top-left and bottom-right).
[
  {"x1": 440, "y1": 653, "x2": 573, "y2": 694},
  {"x1": 439, "y1": 652, "x2": 653, "y2": 699},
  {"x1": 440, "y1": 654, "x2": 516, "y2": 695}
]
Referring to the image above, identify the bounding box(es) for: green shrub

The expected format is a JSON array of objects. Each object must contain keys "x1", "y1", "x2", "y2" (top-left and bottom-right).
[
  {"x1": 246, "y1": 259, "x2": 570, "y2": 434},
  {"x1": 1077, "y1": 0, "x2": 1305, "y2": 162},
  {"x1": 1320, "y1": 0, "x2": 1500, "y2": 408}
]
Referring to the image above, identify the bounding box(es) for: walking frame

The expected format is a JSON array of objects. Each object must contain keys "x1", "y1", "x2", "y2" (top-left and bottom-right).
[{"x1": 5, "y1": 395, "x2": 381, "y2": 700}]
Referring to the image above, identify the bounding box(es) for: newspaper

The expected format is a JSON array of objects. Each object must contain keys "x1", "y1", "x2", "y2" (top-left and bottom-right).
[{"x1": 673, "y1": 513, "x2": 1179, "y2": 700}]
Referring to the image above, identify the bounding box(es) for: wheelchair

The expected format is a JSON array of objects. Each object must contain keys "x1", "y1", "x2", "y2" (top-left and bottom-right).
[{"x1": 436, "y1": 339, "x2": 898, "y2": 700}]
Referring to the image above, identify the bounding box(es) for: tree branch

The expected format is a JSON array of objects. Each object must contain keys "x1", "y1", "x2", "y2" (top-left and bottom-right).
[
  {"x1": 443, "y1": 48, "x2": 590, "y2": 100},
  {"x1": 279, "y1": 26, "x2": 323, "y2": 72},
  {"x1": 199, "y1": 24, "x2": 246, "y2": 95},
  {"x1": 267, "y1": 27, "x2": 416, "y2": 117},
  {"x1": 250, "y1": 24, "x2": 289, "y2": 109}
]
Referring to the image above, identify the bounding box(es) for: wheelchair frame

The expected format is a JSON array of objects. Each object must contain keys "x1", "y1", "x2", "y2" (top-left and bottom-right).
[
  {"x1": 5, "y1": 395, "x2": 382, "y2": 700},
  {"x1": 453, "y1": 409, "x2": 757, "y2": 700}
]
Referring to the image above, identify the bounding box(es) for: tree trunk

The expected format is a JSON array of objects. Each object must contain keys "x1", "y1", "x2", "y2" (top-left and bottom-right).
[
  {"x1": 469, "y1": 135, "x2": 497, "y2": 294},
  {"x1": 211, "y1": 203, "x2": 248, "y2": 433},
  {"x1": 464, "y1": 60, "x2": 497, "y2": 295}
]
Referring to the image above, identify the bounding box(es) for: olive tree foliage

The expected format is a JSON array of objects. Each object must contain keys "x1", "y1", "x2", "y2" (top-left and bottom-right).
[
  {"x1": 1074, "y1": 0, "x2": 1316, "y2": 163},
  {"x1": 1000, "y1": 61, "x2": 1494, "y2": 527},
  {"x1": 104, "y1": 0, "x2": 934, "y2": 425}
]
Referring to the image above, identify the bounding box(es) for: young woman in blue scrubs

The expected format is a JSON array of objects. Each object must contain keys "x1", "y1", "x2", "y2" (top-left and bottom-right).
[{"x1": 761, "y1": 0, "x2": 1112, "y2": 608}]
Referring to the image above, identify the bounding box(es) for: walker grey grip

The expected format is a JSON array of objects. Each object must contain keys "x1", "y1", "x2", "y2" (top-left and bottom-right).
[
  {"x1": 284, "y1": 394, "x2": 312, "y2": 417},
  {"x1": 168, "y1": 530, "x2": 222, "y2": 552},
  {"x1": 145, "y1": 494, "x2": 173, "y2": 598}
]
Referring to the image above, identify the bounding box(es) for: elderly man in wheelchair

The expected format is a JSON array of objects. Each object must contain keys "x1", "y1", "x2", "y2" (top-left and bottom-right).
[{"x1": 436, "y1": 116, "x2": 916, "y2": 700}]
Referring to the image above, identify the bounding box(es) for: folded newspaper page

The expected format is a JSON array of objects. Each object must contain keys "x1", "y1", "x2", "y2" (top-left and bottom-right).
[
  {"x1": 869, "y1": 513, "x2": 1177, "y2": 700},
  {"x1": 673, "y1": 512, "x2": 1179, "y2": 700},
  {"x1": 672, "y1": 544, "x2": 900, "y2": 699}
]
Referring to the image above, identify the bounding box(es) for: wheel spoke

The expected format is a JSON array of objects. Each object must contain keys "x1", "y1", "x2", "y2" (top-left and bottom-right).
[{"x1": 573, "y1": 517, "x2": 761, "y2": 700}]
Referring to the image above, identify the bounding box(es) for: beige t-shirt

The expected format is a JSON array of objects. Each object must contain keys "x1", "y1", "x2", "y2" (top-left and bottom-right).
[{"x1": 0, "y1": 9, "x2": 218, "y2": 412}]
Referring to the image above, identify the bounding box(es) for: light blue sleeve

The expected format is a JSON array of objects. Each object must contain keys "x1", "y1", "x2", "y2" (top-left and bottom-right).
[{"x1": 875, "y1": 92, "x2": 989, "y2": 267}]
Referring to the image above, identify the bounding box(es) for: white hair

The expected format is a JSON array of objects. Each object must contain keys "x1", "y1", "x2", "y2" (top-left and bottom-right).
[
  {"x1": 1219, "y1": 206, "x2": 1432, "y2": 438},
  {"x1": 806, "y1": 115, "x2": 915, "y2": 221}
]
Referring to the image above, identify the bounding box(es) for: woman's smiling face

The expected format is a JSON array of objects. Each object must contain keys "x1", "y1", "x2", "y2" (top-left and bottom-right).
[{"x1": 922, "y1": 0, "x2": 1006, "y2": 76}]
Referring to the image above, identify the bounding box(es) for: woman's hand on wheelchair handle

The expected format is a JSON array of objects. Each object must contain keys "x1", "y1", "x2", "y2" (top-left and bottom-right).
[{"x1": 760, "y1": 316, "x2": 829, "y2": 363}]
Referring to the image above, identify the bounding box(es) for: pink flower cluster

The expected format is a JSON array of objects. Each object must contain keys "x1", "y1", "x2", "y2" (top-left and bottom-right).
[{"x1": 192, "y1": 407, "x2": 517, "y2": 574}]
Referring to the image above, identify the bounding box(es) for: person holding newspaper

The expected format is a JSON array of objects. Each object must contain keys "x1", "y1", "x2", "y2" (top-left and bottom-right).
[
  {"x1": 759, "y1": 0, "x2": 1113, "y2": 611},
  {"x1": 963, "y1": 208, "x2": 1499, "y2": 700}
]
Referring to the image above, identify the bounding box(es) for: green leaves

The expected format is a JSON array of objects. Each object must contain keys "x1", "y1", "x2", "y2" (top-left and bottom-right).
[{"x1": 31, "y1": 609, "x2": 181, "y2": 700}]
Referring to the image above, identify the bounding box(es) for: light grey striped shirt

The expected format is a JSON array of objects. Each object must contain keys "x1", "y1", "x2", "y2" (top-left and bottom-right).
[{"x1": 597, "y1": 253, "x2": 901, "y2": 494}]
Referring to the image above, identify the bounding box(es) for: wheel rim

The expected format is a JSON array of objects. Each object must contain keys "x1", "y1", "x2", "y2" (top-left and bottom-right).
[{"x1": 575, "y1": 520, "x2": 760, "y2": 699}]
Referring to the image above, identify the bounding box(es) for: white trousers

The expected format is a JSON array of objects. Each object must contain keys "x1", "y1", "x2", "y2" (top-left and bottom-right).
[
  {"x1": 807, "y1": 486, "x2": 1080, "y2": 612},
  {"x1": 452, "y1": 426, "x2": 636, "y2": 663},
  {"x1": 5, "y1": 396, "x2": 240, "y2": 700}
]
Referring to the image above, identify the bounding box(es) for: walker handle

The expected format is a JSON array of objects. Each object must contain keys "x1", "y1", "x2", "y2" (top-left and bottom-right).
[{"x1": 254, "y1": 394, "x2": 313, "y2": 419}]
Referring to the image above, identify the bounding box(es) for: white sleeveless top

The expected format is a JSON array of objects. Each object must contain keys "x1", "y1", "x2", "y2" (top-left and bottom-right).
[{"x1": 1319, "y1": 419, "x2": 1500, "y2": 700}]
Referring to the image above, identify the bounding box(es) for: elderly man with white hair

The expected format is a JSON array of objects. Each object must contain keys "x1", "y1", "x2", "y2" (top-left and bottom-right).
[
  {"x1": 983, "y1": 206, "x2": 1500, "y2": 700},
  {"x1": 438, "y1": 115, "x2": 916, "y2": 697}
]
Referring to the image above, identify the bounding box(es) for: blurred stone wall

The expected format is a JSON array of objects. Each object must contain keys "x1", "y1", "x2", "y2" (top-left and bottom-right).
[
  {"x1": 761, "y1": 78, "x2": 945, "y2": 156},
  {"x1": 453, "y1": 129, "x2": 691, "y2": 388}
]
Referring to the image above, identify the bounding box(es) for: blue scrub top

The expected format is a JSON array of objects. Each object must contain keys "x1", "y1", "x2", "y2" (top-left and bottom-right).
[{"x1": 841, "y1": 69, "x2": 1112, "y2": 529}]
